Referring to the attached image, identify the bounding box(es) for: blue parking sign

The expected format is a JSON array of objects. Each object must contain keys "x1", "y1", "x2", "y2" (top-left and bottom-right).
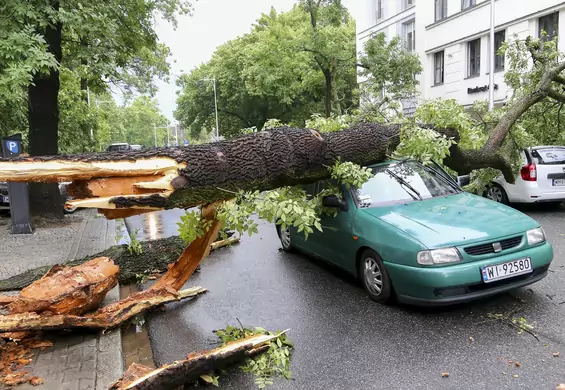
[{"x1": 5, "y1": 140, "x2": 18, "y2": 154}]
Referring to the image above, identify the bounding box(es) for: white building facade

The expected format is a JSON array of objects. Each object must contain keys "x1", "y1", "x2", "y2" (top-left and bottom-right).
[{"x1": 356, "y1": 0, "x2": 565, "y2": 108}]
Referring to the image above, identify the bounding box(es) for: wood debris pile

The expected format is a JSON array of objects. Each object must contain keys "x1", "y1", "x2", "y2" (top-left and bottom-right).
[{"x1": 0, "y1": 332, "x2": 50, "y2": 387}]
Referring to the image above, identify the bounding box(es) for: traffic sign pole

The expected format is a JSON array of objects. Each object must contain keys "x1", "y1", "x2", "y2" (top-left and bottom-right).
[{"x1": 1, "y1": 134, "x2": 33, "y2": 234}]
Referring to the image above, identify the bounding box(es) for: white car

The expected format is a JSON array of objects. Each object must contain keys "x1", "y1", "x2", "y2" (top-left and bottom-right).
[{"x1": 485, "y1": 146, "x2": 565, "y2": 205}]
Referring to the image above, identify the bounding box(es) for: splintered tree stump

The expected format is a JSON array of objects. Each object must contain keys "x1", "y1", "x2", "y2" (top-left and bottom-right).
[
  {"x1": 0, "y1": 286, "x2": 207, "y2": 333},
  {"x1": 0, "y1": 124, "x2": 400, "y2": 217},
  {"x1": 6, "y1": 258, "x2": 119, "y2": 315},
  {"x1": 109, "y1": 332, "x2": 285, "y2": 390}
]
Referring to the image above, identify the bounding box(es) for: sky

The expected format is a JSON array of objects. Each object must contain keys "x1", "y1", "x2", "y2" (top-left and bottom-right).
[{"x1": 154, "y1": 0, "x2": 358, "y2": 121}]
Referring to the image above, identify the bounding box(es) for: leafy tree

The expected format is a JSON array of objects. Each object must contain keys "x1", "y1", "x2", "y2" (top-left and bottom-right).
[
  {"x1": 175, "y1": 3, "x2": 357, "y2": 139},
  {"x1": 121, "y1": 97, "x2": 170, "y2": 147},
  {"x1": 0, "y1": 0, "x2": 190, "y2": 215}
]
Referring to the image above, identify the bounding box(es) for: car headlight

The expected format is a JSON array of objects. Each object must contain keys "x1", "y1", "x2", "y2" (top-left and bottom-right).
[
  {"x1": 527, "y1": 227, "x2": 545, "y2": 246},
  {"x1": 417, "y1": 247, "x2": 462, "y2": 265}
]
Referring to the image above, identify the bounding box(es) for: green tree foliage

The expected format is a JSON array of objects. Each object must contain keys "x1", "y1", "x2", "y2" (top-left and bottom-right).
[{"x1": 175, "y1": 2, "x2": 357, "y2": 139}]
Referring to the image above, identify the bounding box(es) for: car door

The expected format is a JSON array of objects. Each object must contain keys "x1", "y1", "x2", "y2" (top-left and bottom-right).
[
  {"x1": 289, "y1": 183, "x2": 317, "y2": 250},
  {"x1": 308, "y1": 179, "x2": 357, "y2": 268}
]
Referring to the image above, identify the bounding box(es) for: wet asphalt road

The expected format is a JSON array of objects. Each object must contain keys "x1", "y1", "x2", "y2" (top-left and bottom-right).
[{"x1": 125, "y1": 206, "x2": 565, "y2": 390}]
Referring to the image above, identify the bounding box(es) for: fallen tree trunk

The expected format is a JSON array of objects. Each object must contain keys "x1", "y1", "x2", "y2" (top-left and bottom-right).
[
  {"x1": 109, "y1": 332, "x2": 285, "y2": 390},
  {"x1": 0, "y1": 124, "x2": 400, "y2": 217},
  {"x1": 0, "y1": 235, "x2": 239, "y2": 292},
  {"x1": 6, "y1": 258, "x2": 119, "y2": 315},
  {"x1": 0, "y1": 286, "x2": 207, "y2": 333}
]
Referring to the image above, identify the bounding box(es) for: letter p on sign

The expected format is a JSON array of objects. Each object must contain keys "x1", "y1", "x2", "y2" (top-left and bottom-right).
[{"x1": 6, "y1": 141, "x2": 18, "y2": 154}]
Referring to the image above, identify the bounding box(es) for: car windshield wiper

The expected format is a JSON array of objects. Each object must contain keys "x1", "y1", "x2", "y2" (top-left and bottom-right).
[
  {"x1": 422, "y1": 164, "x2": 461, "y2": 193},
  {"x1": 385, "y1": 169, "x2": 423, "y2": 201}
]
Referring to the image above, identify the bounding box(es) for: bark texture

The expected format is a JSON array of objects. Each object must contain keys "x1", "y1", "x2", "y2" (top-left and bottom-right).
[
  {"x1": 109, "y1": 332, "x2": 282, "y2": 390},
  {"x1": 0, "y1": 234, "x2": 238, "y2": 292},
  {"x1": 0, "y1": 286, "x2": 207, "y2": 333},
  {"x1": 0, "y1": 124, "x2": 400, "y2": 214},
  {"x1": 6, "y1": 258, "x2": 118, "y2": 315}
]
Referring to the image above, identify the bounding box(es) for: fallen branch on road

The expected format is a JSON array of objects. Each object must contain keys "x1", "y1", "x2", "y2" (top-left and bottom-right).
[
  {"x1": 109, "y1": 331, "x2": 289, "y2": 390},
  {"x1": 0, "y1": 286, "x2": 207, "y2": 333},
  {"x1": 0, "y1": 234, "x2": 239, "y2": 292}
]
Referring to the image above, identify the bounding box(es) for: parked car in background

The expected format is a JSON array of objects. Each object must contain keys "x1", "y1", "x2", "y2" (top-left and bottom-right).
[
  {"x1": 0, "y1": 182, "x2": 77, "y2": 215},
  {"x1": 276, "y1": 159, "x2": 553, "y2": 306},
  {"x1": 107, "y1": 143, "x2": 130, "y2": 152},
  {"x1": 485, "y1": 146, "x2": 565, "y2": 205},
  {"x1": 130, "y1": 144, "x2": 142, "y2": 150}
]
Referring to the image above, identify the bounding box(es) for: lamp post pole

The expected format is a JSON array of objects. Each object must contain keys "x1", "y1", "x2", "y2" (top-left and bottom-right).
[
  {"x1": 199, "y1": 78, "x2": 220, "y2": 140},
  {"x1": 489, "y1": 0, "x2": 495, "y2": 111}
]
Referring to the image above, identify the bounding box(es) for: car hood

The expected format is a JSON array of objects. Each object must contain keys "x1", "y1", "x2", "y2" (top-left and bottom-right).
[{"x1": 360, "y1": 193, "x2": 539, "y2": 249}]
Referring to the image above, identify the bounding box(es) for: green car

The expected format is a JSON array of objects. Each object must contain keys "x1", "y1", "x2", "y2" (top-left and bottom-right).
[{"x1": 276, "y1": 160, "x2": 553, "y2": 305}]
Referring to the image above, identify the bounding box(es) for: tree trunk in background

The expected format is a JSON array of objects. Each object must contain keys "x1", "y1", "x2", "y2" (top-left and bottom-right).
[
  {"x1": 324, "y1": 69, "x2": 332, "y2": 117},
  {"x1": 27, "y1": 0, "x2": 63, "y2": 218}
]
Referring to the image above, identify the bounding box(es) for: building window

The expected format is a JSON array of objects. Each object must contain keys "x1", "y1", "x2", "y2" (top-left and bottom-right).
[
  {"x1": 435, "y1": 0, "x2": 447, "y2": 21},
  {"x1": 403, "y1": 0, "x2": 414, "y2": 10},
  {"x1": 403, "y1": 20, "x2": 416, "y2": 52},
  {"x1": 434, "y1": 51, "x2": 444, "y2": 85},
  {"x1": 539, "y1": 13, "x2": 559, "y2": 42},
  {"x1": 461, "y1": 0, "x2": 476, "y2": 10},
  {"x1": 467, "y1": 38, "x2": 480, "y2": 77},
  {"x1": 377, "y1": 0, "x2": 384, "y2": 21},
  {"x1": 494, "y1": 30, "x2": 505, "y2": 71}
]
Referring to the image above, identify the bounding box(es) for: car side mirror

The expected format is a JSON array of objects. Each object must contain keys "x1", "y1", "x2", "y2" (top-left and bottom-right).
[
  {"x1": 457, "y1": 175, "x2": 471, "y2": 187},
  {"x1": 322, "y1": 195, "x2": 347, "y2": 211}
]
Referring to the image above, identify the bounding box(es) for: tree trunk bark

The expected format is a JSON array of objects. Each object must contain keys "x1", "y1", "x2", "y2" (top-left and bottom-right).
[
  {"x1": 27, "y1": 0, "x2": 63, "y2": 218},
  {"x1": 0, "y1": 124, "x2": 401, "y2": 217},
  {"x1": 0, "y1": 234, "x2": 238, "y2": 292},
  {"x1": 109, "y1": 332, "x2": 284, "y2": 390},
  {"x1": 324, "y1": 69, "x2": 332, "y2": 117}
]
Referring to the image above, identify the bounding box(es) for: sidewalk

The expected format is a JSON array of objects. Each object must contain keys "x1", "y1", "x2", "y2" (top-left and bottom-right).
[{"x1": 0, "y1": 209, "x2": 124, "y2": 390}]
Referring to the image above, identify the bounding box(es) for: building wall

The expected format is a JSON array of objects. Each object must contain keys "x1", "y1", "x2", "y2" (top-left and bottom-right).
[{"x1": 355, "y1": 0, "x2": 565, "y2": 107}]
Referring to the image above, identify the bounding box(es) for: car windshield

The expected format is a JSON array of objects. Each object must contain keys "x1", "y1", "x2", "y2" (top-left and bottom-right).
[
  {"x1": 353, "y1": 161, "x2": 460, "y2": 208},
  {"x1": 108, "y1": 144, "x2": 129, "y2": 152}
]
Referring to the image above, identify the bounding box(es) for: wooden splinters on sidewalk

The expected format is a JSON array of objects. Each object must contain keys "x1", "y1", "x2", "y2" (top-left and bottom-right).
[{"x1": 109, "y1": 331, "x2": 288, "y2": 390}]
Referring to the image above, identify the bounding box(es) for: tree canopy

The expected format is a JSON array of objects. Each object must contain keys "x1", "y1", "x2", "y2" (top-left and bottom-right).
[{"x1": 175, "y1": 1, "x2": 357, "y2": 139}]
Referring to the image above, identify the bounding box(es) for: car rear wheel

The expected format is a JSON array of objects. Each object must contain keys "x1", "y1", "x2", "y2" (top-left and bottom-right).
[
  {"x1": 276, "y1": 225, "x2": 293, "y2": 252},
  {"x1": 358, "y1": 249, "x2": 393, "y2": 304},
  {"x1": 484, "y1": 183, "x2": 509, "y2": 205}
]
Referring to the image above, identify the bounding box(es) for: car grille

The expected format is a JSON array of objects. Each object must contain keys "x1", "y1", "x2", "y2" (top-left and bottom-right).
[{"x1": 463, "y1": 236, "x2": 523, "y2": 256}]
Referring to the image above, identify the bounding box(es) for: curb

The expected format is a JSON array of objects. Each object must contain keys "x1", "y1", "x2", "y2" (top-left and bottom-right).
[{"x1": 115, "y1": 217, "x2": 157, "y2": 370}]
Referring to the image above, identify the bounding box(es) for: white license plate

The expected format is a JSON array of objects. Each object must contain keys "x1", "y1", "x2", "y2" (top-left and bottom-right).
[
  {"x1": 2, "y1": 196, "x2": 8, "y2": 203},
  {"x1": 481, "y1": 258, "x2": 532, "y2": 283},
  {"x1": 552, "y1": 179, "x2": 565, "y2": 186}
]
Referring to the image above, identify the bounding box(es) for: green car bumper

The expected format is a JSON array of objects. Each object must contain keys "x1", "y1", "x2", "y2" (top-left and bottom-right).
[{"x1": 385, "y1": 242, "x2": 553, "y2": 306}]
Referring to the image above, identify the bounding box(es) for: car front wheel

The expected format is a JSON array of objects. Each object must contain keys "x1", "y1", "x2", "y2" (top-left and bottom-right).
[
  {"x1": 276, "y1": 225, "x2": 293, "y2": 252},
  {"x1": 359, "y1": 249, "x2": 393, "y2": 304}
]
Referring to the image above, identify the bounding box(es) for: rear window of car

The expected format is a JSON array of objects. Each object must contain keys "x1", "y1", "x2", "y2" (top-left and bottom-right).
[
  {"x1": 531, "y1": 147, "x2": 565, "y2": 164},
  {"x1": 108, "y1": 144, "x2": 130, "y2": 152}
]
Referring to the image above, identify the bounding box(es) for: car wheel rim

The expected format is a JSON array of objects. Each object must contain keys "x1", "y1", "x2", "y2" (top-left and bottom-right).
[
  {"x1": 364, "y1": 257, "x2": 383, "y2": 296},
  {"x1": 280, "y1": 227, "x2": 291, "y2": 249},
  {"x1": 486, "y1": 187, "x2": 503, "y2": 203}
]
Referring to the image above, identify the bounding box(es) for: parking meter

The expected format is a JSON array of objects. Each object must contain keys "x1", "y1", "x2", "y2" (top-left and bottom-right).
[{"x1": 1, "y1": 134, "x2": 34, "y2": 234}]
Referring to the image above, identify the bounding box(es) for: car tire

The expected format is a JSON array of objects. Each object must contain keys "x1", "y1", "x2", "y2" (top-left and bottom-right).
[
  {"x1": 358, "y1": 249, "x2": 393, "y2": 304},
  {"x1": 484, "y1": 183, "x2": 509, "y2": 205},
  {"x1": 276, "y1": 224, "x2": 294, "y2": 252}
]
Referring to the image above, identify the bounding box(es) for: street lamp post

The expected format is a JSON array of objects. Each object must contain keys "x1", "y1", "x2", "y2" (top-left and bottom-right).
[
  {"x1": 199, "y1": 78, "x2": 219, "y2": 140},
  {"x1": 153, "y1": 125, "x2": 169, "y2": 147},
  {"x1": 489, "y1": 0, "x2": 495, "y2": 111}
]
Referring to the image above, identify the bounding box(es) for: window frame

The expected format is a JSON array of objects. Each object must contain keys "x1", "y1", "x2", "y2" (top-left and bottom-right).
[
  {"x1": 494, "y1": 30, "x2": 505, "y2": 72},
  {"x1": 376, "y1": 0, "x2": 384, "y2": 21},
  {"x1": 402, "y1": 20, "x2": 416, "y2": 52},
  {"x1": 435, "y1": 0, "x2": 447, "y2": 22},
  {"x1": 403, "y1": 0, "x2": 414, "y2": 10},
  {"x1": 434, "y1": 50, "x2": 444, "y2": 85},
  {"x1": 461, "y1": 0, "x2": 476, "y2": 11},
  {"x1": 467, "y1": 38, "x2": 481, "y2": 78},
  {"x1": 539, "y1": 12, "x2": 559, "y2": 43}
]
